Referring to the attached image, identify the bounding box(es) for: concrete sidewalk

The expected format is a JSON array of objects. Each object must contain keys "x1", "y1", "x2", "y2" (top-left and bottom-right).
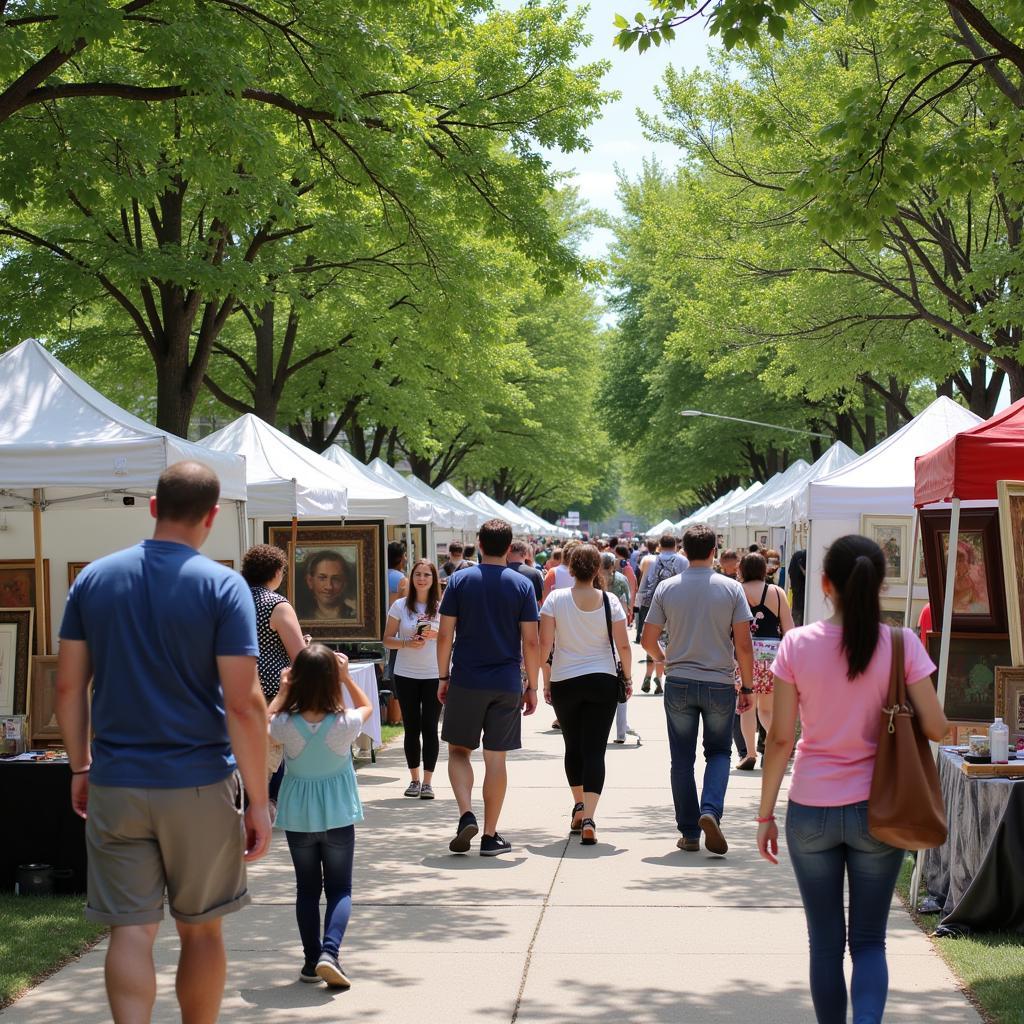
[{"x1": 2, "y1": 648, "x2": 978, "y2": 1023}]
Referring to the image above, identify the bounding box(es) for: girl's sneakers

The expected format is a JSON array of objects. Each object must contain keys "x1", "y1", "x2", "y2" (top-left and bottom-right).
[
  {"x1": 316, "y1": 952, "x2": 351, "y2": 989},
  {"x1": 404, "y1": 780, "x2": 422, "y2": 798},
  {"x1": 419, "y1": 783, "x2": 435, "y2": 799},
  {"x1": 299, "y1": 962, "x2": 320, "y2": 983}
]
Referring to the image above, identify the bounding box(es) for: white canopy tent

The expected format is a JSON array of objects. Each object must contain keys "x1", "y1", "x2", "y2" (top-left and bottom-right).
[
  {"x1": 645, "y1": 518, "x2": 677, "y2": 539},
  {"x1": 365, "y1": 459, "x2": 475, "y2": 532},
  {"x1": 675, "y1": 487, "x2": 742, "y2": 531},
  {"x1": 436, "y1": 481, "x2": 493, "y2": 530},
  {"x1": 706, "y1": 482, "x2": 764, "y2": 529},
  {"x1": 760, "y1": 442, "x2": 859, "y2": 527},
  {"x1": 804, "y1": 397, "x2": 983, "y2": 623},
  {"x1": 734, "y1": 461, "x2": 810, "y2": 529},
  {"x1": 0, "y1": 339, "x2": 249, "y2": 653},
  {"x1": 320, "y1": 445, "x2": 431, "y2": 522},
  {"x1": 199, "y1": 414, "x2": 347, "y2": 520},
  {"x1": 468, "y1": 491, "x2": 535, "y2": 535},
  {"x1": 503, "y1": 500, "x2": 567, "y2": 538}
]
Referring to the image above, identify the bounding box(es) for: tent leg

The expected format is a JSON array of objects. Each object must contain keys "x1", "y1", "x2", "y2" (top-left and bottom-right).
[
  {"x1": 32, "y1": 489, "x2": 47, "y2": 655},
  {"x1": 236, "y1": 500, "x2": 248, "y2": 567},
  {"x1": 904, "y1": 511, "x2": 920, "y2": 628},
  {"x1": 405, "y1": 522, "x2": 413, "y2": 562},
  {"x1": 288, "y1": 516, "x2": 298, "y2": 604}
]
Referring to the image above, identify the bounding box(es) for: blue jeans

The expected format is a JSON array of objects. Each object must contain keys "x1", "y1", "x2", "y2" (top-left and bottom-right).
[
  {"x1": 786, "y1": 800, "x2": 905, "y2": 1024},
  {"x1": 285, "y1": 826, "x2": 355, "y2": 966},
  {"x1": 663, "y1": 677, "x2": 736, "y2": 839}
]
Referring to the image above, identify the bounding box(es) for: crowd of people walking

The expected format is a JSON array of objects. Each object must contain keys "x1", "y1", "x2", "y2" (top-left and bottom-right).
[{"x1": 53, "y1": 462, "x2": 948, "y2": 1024}]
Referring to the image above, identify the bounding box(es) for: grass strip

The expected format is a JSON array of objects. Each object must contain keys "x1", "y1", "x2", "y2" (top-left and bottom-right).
[
  {"x1": 896, "y1": 859, "x2": 1024, "y2": 1024},
  {"x1": 0, "y1": 894, "x2": 106, "y2": 1009}
]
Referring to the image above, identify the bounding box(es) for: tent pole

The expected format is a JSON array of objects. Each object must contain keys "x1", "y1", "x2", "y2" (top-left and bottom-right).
[
  {"x1": 32, "y1": 489, "x2": 47, "y2": 655},
  {"x1": 405, "y1": 521, "x2": 413, "y2": 563},
  {"x1": 904, "y1": 510, "x2": 920, "y2": 628},
  {"x1": 912, "y1": 498, "x2": 961, "y2": 911},
  {"x1": 236, "y1": 500, "x2": 248, "y2": 567},
  {"x1": 288, "y1": 515, "x2": 298, "y2": 605}
]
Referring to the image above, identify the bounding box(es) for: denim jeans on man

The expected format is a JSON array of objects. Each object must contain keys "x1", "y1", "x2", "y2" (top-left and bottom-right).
[
  {"x1": 786, "y1": 800, "x2": 904, "y2": 1024},
  {"x1": 285, "y1": 826, "x2": 355, "y2": 967},
  {"x1": 663, "y1": 678, "x2": 736, "y2": 839}
]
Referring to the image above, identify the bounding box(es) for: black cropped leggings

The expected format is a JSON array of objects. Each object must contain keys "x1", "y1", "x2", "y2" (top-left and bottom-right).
[
  {"x1": 394, "y1": 674, "x2": 442, "y2": 772},
  {"x1": 550, "y1": 673, "x2": 619, "y2": 795}
]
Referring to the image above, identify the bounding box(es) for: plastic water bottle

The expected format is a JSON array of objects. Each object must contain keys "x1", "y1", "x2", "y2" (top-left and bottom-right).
[{"x1": 989, "y1": 717, "x2": 1009, "y2": 765}]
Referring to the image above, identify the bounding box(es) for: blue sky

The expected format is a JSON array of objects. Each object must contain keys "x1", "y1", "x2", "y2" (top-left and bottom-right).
[{"x1": 497, "y1": 2, "x2": 718, "y2": 260}]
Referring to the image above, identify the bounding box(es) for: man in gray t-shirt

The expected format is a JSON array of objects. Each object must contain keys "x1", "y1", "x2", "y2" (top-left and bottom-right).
[{"x1": 642, "y1": 524, "x2": 754, "y2": 857}]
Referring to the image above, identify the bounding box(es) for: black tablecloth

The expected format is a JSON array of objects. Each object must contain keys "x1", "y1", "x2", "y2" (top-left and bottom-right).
[
  {"x1": 922, "y1": 749, "x2": 1024, "y2": 935},
  {"x1": 0, "y1": 761, "x2": 87, "y2": 893}
]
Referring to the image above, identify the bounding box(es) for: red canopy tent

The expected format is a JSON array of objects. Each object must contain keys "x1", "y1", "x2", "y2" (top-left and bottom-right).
[{"x1": 915, "y1": 396, "x2": 1024, "y2": 506}]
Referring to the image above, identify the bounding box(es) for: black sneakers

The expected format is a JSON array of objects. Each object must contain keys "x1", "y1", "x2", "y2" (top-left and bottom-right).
[
  {"x1": 480, "y1": 833, "x2": 512, "y2": 857},
  {"x1": 449, "y1": 811, "x2": 479, "y2": 853},
  {"x1": 299, "y1": 962, "x2": 320, "y2": 984}
]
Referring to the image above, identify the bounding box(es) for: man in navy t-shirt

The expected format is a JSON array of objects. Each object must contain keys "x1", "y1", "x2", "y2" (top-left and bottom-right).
[
  {"x1": 436, "y1": 518, "x2": 540, "y2": 856},
  {"x1": 56, "y1": 461, "x2": 269, "y2": 1022}
]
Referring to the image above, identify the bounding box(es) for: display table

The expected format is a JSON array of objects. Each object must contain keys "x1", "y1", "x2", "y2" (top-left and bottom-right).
[
  {"x1": 347, "y1": 661, "x2": 381, "y2": 748},
  {"x1": 922, "y1": 748, "x2": 1024, "y2": 934},
  {"x1": 0, "y1": 760, "x2": 87, "y2": 893}
]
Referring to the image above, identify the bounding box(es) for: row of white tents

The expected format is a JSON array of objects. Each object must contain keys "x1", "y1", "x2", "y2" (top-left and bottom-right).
[
  {"x1": 0, "y1": 340, "x2": 568, "y2": 651},
  {"x1": 646, "y1": 396, "x2": 986, "y2": 623}
]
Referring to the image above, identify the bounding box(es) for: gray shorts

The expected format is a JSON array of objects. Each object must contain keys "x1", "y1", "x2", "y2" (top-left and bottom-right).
[
  {"x1": 441, "y1": 685, "x2": 522, "y2": 751},
  {"x1": 85, "y1": 774, "x2": 250, "y2": 926}
]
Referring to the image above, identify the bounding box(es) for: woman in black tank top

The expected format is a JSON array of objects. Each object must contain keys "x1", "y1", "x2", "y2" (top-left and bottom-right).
[{"x1": 736, "y1": 552, "x2": 795, "y2": 769}]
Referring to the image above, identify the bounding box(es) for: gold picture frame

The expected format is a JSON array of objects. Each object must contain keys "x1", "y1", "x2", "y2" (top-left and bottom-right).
[
  {"x1": 997, "y1": 480, "x2": 1024, "y2": 664},
  {"x1": 861, "y1": 515, "x2": 910, "y2": 586},
  {"x1": 994, "y1": 666, "x2": 1024, "y2": 744},
  {"x1": 0, "y1": 607, "x2": 34, "y2": 716},
  {"x1": 29, "y1": 654, "x2": 60, "y2": 741},
  {"x1": 880, "y1": 596, "x2": 927, "y2": 630},
  {"x1": 0, "y1": 560, "x2": 51, "y2": 654}
]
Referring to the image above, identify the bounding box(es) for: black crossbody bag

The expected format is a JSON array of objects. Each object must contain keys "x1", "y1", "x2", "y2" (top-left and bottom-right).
[{"x1": 602, "y1": 592, "x2": 629, "y2": 703}]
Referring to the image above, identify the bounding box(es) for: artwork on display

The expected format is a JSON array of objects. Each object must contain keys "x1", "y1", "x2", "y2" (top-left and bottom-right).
[
  {"x1": 994, "y1": 666, "x2": 1024, "y2": 744},
  {"x1": 879, "y1": 598, "x2": 927, "y2": 629},
  {"x1": 861, "y1": 516, "x2": 909, "y2": 585},
  {"x1": 216, "y1": 559, "x2": 235, "y2": 570},
  {"x1": 921, "y1": 509, "x2": 1006, "y2": 633},
  {"x1": 0, "y1": 560, "x2": 51, "y2": 654},
  {"x1": 67, "y1": 561, "x2": 89, "y2": 585},
  {"x1": 0, "y1": 608, "x2": 34, "y2": 716},
  {"x1": 30, "y1": 655, "x2": 60, "y2": 740},
  {"x1": 926, "y1": 632, "x2": 1011, "y2": 724},
  {"x1": 754, "y1": 530, "x2": 770, "y2": 550},
  {"x1": 387, "y1": 524, "x2": 427, "y2": 566},
  {"x1": 264, "y1": 522, "x2": 384, "y2": 640},
  {"x1": 997, "y1": 480, "x2": 1024, "y2": 664}
]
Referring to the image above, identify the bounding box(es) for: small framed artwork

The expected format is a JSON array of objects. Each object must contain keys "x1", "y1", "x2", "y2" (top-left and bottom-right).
[
  {"x1": 387, "y1": 524, "x2": 427, "y2": 566},
  {"x1": 994, "y1": 666, "x2": 1024, "y2": 744},
  {"x1": 216, "y1": 559, "x2": 235, "y2": 570},
  {"x1": 0, "y1": 561, "x2": 51, "y2": 654},
  {"x1": 0, "y1": 608, "x2": 34, "y2": 716},
  {"x1": 29, "y1": 655, "x2": 60, "y2": 741},
  {"x1": 880, "y1": 597, "x2": 927, "y2": 629},
  {"x1": 861, "y1": 516, "x2": 909, "y2": 586},
  {"x1": 926, "y1": 632, "x2": 1011, "y2": 724},
  {"x1": 754, "y1": 530, "x2": 770, "y2": 549},
  {"x1": 67, "y1": 561, "x2": 89, "y2": 585},
  {"x1": 997, "y1": 481, "x2": 1024, "y2": 664},
  {"x1": 921, "y1": 508, "x2": 1006, "y2": 633},
  {"x1": 264, "y1": 521, "x2": 384, "y2": 641}
]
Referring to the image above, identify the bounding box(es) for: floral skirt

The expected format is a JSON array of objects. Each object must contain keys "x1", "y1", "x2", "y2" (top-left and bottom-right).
[{"x1": 735, "y1": 660, "x2": 775, "y2": 695}]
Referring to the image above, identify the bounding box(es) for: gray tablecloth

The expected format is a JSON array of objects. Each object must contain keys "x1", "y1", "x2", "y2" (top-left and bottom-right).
[{"x1": 922, "y1": 749, "x2": 1024, "y2": 934}]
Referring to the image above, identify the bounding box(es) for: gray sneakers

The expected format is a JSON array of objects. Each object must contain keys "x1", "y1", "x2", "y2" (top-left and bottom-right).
[
  {"x1": 404, "y1": 780, "x2": 421, "y2": 798},
  {"x1": 420, "y1": 783, "x2": 435, "y2": 800},
  {"x1": 315, "y1": 952, "x2": 351, "y2": 989}
]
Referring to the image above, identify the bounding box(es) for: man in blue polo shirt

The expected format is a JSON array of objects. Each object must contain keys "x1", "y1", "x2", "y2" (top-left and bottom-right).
[
  {"x1": 56, "y1": 461, "x2": 270, "y2": 1023},
  {"x1": 436, "y1": 518, "x2": 540, "y2": 856}
]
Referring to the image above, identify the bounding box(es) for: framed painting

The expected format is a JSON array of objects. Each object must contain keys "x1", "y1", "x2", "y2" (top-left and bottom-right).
[
  {"x1": 880, "y1": 597, "x2": 927, "y2": 629},
  {"x1": 387, "y1": 524, "x2": 427, "y2": 566},
  {"x1": 0, "y1": 608, "x2": 34, "y2": 716},
  {"x1": 67, "y1": 561, "x2": 89, "y2": 585},
  {"x1": 994, "y1": 666, "x2": 1024, "y2": 744},
  {"x1": 30, "y1": 654, "x2": 60, "y2": 741},
  {"x1": 921, "y1": 508, "x2": 1006, "y2": 633},
  {"x1": 754, "y1": 530, "x2": 770, "y2": 550},
  {"x1": 997, "y1": 481, "x2": 1024, "y2": 664},
  {"x1": 926, "y1": 632, "x2": 1011, "y2": 725},
  {"x1": 264, "y1": 521, "x2": 384, "y2": 640},
  {"x1": 861, "y1": 516, "x2": 909, "y2": 585},
  {"x1": 0, "y1": 560, "x2": 50, "y2": 654}
]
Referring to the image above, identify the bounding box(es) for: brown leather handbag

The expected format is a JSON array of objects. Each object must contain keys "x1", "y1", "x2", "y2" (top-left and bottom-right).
[{"x1": 867, "y1": 626, "x2": 948, "y2": 850}]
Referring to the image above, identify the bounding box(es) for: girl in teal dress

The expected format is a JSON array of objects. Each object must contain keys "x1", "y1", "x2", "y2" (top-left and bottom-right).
[{"x1": 270, "y1": 644, "x2": 373, "y2": 988}]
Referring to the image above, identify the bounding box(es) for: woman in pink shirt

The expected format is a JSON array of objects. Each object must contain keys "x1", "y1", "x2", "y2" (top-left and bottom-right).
[{"x1": 756, "y1": 535, "x2": 948, "y2": 1024}]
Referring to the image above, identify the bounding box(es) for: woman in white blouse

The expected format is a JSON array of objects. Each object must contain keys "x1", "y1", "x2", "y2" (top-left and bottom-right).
[{"x1": 539, "y1": 544, "x2": 632, "y2": 846}]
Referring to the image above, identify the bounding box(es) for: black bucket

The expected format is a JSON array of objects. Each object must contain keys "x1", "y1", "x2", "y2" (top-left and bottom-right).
[
  {"x1": 15, "y1": 863, "x2": 53, "y2": 896},
  {"x1": 52, "y1": 867, "x2": 75, "y2": 895}
]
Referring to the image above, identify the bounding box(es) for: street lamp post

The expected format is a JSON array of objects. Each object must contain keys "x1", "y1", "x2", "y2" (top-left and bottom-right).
[{"x1": 679, "y1": 409, "x2": 831, "y2": 439}]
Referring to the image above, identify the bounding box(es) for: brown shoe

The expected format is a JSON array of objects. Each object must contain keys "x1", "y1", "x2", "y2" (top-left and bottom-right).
[
  {"x1": 676, "y1": 837, "x2": 699, "y2": 852},
  {"x1": 699, "y1": 813, "x2": 728, "y2": 855}
]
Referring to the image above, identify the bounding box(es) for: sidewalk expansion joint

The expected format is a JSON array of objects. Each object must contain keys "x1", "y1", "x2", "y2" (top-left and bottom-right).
[{"x1": 509, "y1": 833, "x2": 570, "y2": 1023}]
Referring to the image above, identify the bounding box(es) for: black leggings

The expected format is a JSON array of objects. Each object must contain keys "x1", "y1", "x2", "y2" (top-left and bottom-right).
[
  {"x1": 394, "y1": 674, "x2": 442, "y2": 772},
  {"x1": 550, "y1": 673, "x2": 618, "y2": 795}
]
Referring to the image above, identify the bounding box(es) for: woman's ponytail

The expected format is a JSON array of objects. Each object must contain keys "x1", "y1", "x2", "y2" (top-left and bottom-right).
[{"x1": 823, "y1": 536, "x2": 886, "y2": 679}]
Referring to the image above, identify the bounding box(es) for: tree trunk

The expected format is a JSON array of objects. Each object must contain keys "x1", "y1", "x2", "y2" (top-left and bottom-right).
[
  {"x1": 252, "y1": 301, "x2": 280, "y2": 424},
  {"x1": 1008, "y1": 362, "x2": 1024, "y2": 404}
]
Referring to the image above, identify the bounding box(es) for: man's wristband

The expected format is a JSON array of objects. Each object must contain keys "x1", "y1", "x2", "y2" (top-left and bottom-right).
[
  {"x1": 71, "y1": 766, "x2": 91, "y2": 776},
  {"x1": 739, "y1": 687, "x2": 754, "y2": 694},
  {"x1": 525, "y1": 686, "x2": 538, "y2": 691},
  {"x1": 439, "y1": 676, "x2": 450, "y2": 682}
]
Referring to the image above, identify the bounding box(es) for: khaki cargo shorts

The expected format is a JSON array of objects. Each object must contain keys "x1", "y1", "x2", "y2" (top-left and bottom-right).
[{"x1": 85, "y1": 774, "x2": 250, "y2": 926}]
